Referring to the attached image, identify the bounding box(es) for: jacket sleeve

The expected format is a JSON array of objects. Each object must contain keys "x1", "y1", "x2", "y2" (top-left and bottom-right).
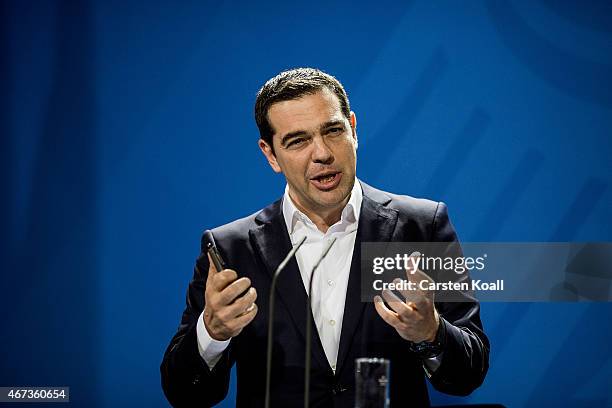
[
  {"x1": 160, "y1": 248, "x2": 234, "y2": 407},
  {"x1": 427, "y1": 202, "x2": 490, "y2": 396}
]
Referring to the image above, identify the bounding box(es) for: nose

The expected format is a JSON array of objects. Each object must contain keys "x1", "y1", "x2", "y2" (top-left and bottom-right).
[{"x1": 311, "y1": 136, "x2": 334, "y2": 164}]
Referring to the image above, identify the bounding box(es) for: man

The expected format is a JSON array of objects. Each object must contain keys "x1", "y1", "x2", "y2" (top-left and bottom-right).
[{"x1": 161, "y1": 68, "x2": 489, "y2": 407}]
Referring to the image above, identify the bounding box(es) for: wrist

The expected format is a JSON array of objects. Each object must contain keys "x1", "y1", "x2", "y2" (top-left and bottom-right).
[
  {"x1": 203, "y1": 308, "x2": 230, "y2": 341},
  {"x1": 409, "y1": 314, "x2": 445, "y2": 359},
  {"x1": 424, "y1": 310, "x2": 440, "y2": 342}
]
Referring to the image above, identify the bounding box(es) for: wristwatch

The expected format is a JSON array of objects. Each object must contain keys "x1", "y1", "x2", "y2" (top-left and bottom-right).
[{"x1": 408, "y1": 318, "x2": 446, "y2": 359}]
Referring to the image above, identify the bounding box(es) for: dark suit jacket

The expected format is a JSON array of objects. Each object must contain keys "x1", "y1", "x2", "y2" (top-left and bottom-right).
[{"x1": 161, "y1": 182, "x2": 489, "y2": 407}]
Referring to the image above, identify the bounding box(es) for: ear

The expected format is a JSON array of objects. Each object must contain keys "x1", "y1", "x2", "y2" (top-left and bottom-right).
[
  {"x1": 258, "y1": 139, "x2": 282, "y2": 173},
  {"x1": 350, "y1": 111, "x2": 358, "y2": 149}
]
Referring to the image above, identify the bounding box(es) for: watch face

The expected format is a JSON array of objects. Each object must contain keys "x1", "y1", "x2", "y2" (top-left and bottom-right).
[{"x1": 410, "y1": 341, "x2": 442, "y2": 358}]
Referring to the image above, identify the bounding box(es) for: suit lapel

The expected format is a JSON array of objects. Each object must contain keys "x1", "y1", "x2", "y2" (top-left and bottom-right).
[
  {"x1": 249, "y1": 200, "x2": 330, "y2": 371},
  {"x1": 335, "y1": 183, "x2": 398, "y2": 376}
]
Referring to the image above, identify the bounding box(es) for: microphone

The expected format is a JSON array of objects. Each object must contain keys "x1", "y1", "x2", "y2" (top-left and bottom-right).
[
  {"x1": 304, "y1": 237, "x2": 337, "y2": 408},
  {"x1": 265, "y1": 235, "x2": 307, "y2": 408}
]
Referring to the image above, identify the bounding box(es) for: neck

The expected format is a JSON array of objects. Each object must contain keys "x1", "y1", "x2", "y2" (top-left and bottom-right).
[{"x1": 289, "y1": 193, "x2": 349, "y2": 234}]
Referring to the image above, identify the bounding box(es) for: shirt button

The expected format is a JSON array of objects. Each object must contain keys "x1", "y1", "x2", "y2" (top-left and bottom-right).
[
  {"x1": 327, "y1": 280, "x2": 335, "y2": 287},
  {"x1": 329, "y1": 319, "x2": 336, "y2": 326},
  {"x1": 332, "y1": 363, "x2": 336, "y2": 370}
]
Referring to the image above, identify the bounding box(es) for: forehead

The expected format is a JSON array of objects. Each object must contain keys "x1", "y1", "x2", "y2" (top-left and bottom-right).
[{"x1": 267, "y1": 88, "x2": 344, "y2": 137}]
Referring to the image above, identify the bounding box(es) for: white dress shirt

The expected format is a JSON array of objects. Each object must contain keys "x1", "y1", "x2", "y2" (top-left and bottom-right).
[{"x1": 281, "y1": 181, "x2": 362, "y2": 372}]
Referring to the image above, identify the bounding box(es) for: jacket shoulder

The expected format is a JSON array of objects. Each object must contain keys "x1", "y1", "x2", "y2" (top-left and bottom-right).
[
  {"x1": 363, "y1": 182, "x2": 442, "y2": 221},
  {"x1": 385, "y1": 191, "x2": 440, "y2": 217},
  {"x1": 203, "y1": 210, "x2": 260, "y2": 247},
  {"x1": 199, "y1": 196, "x2": 283, "y2": 250},
  {"x1": 361, "y1": 182, "x2": 453, "y2": 242}
]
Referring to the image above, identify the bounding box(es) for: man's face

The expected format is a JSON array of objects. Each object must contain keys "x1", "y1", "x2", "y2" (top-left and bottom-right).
[{"x1": 259, "y1": 88, "x2": 358, "y2": 217}]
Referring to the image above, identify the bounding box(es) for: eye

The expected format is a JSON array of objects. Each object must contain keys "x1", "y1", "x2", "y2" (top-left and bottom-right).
[
  {"x1": 328, "y1": 127, "x2": 343, "y2": 135},
  {"x1": 286, "y1": 137, "x2": 306, "y2": 148}
]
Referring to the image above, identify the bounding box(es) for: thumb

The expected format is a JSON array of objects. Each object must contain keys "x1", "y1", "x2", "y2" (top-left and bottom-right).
[{"x1": 206, "y1": 252, "x2": 218, "y2": 283}]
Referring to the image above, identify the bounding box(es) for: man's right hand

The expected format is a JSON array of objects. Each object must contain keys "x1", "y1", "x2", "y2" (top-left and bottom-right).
[{"x1": 203, "y1": 253, "x2": 258, "y2": 341}]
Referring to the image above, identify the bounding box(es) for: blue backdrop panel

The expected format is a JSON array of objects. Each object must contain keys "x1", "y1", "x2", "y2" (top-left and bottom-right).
[{"x1": 1, "y1": 1, "x2": 610, "y2": 407}]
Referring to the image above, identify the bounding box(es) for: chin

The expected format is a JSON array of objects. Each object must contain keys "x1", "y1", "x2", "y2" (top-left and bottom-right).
[{"x1": 315, "y1": 188, "x2": 351, "y2": 208}]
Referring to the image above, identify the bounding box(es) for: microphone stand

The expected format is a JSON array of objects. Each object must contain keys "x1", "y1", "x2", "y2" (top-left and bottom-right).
[
  {"x1": 264, "y1": 235, "x2": 307, "y2": 408},
  {"x1": 304, "y1": 237, "x2": 337, "y2": 408}
]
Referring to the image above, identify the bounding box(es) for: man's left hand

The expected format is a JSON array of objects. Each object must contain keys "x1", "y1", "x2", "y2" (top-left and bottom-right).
[{"x1": 374, "y1": 258, "x2": 439, "y2": 343}]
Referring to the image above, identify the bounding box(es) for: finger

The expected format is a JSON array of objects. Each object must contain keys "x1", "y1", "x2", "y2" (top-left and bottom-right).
[
  {"x1": 373, "y1": 296, "x2": 402, "y2": 328},
  {"x1": 392, "y1": 278, "x2": 425, "y2": 309},
  {"x1": 206, "y1": 252, "x2": 230, "y2": 284},
  {"x1": 404, "y1": 252, "x2": 422, "y2": 276},
  {"x1": 404, "y1": 254, "x2": 428, "y2": 298},
  {"x1": 231, "y1": 303, "x2": 258, "y2": 329},
  {"x1": 393, "y1": 278, "x2": 417, "y2": 303},
  {"x1": 225, "y1": 287, "x2": 258, "y2": 318},
  {"x1": 405, "y1": 258, "x2": 435, "y2": 302},
  {"x1": 218, "y1": 276, "x2": 251, "y2": 305},
  {"x1": 206, "y1": 252, "x2": 217, "y2": 284},
  {"x1": 381, "y1": 289, "x2": 416, "y2": 320},
  {"x1": 410, "y1": 269, "x2": 436, "y2": 305},
  {"x1": 412, "y1": 268, "x2": 434, "y2": 285},
  {"x1": 381, "y1": 289, "x2": 404, "y2": 312},
  {"x1": 211, "y1": 269, "x2": 239, "y2": 292}
]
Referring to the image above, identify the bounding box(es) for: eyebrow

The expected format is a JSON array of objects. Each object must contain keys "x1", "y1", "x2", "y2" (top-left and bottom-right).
[
  {"x1": 279, "y1": 120, "x2": 346, "y2": 146},
  {"x1": 321, "y1": 120, "x2": 344, "y2": 130}
]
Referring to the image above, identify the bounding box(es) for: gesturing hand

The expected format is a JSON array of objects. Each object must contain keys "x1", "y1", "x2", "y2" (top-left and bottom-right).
[
  {"x1": 203, "y1": 253, "x2": 258, "y2": 341},
  {"x1": 373, "y1": 254, "x2": 439, "y2": 343}
]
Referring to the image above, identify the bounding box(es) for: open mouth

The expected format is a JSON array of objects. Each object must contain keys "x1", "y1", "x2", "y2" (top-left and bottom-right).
[{"x1": 310, "y1": 172, "x2": 342, "y2": 191}]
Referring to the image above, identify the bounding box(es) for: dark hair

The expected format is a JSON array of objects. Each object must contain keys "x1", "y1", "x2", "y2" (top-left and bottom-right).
[{"x1": 254, "y1": 68, "x2": 351, "y2": 153}]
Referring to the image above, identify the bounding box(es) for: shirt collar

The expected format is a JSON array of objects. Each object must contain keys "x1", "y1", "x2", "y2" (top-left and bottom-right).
[{"x1": 282, "y1": 179, "x2": 363, "y2": 236}]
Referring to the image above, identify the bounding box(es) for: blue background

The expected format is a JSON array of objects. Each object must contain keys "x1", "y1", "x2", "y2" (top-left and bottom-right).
[{"x1": 1, "y1": 1, "x2": 611, "y2": 407}]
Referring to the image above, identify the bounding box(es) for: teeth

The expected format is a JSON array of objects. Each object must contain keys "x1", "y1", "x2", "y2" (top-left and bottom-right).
[{"x1": 319, "y1": 174, "x2": 334, "y2": 182}]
